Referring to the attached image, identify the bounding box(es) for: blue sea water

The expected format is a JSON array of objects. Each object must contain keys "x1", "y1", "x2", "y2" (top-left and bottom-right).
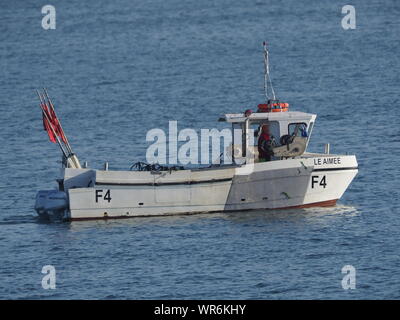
[{"x1": 0, "y1": 0, "x2": 400, "y2": 299}]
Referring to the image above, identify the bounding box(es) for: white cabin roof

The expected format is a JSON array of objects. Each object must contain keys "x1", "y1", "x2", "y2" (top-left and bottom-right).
[{"x1": 220, "y1": 111, "x2": 316, "y2": 123}]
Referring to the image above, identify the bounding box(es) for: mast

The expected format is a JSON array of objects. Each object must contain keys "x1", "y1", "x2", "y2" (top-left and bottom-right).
[{"x1": 263, "y1": 41, "x2": 277, "y2": 102}]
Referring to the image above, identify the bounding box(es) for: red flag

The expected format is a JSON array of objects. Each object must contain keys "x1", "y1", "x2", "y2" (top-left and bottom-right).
[
  {"x1": 42, "y1": 106, "x2": 57, "y2": 143},
  {"x1": 49, "y1": 106, "x2": 67, "y2": 144},
  {"x1": 38, "y1": 94, "x2": 68, "y2": 145}
]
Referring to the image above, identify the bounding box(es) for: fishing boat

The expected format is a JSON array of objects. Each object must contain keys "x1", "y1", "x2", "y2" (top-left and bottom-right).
[{"x1": 34, "y1": 43, "x2": 358, "y2": 221}]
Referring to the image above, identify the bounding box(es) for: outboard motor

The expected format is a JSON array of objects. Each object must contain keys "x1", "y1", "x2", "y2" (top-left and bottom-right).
[{"x1": 35, "y1": 190, "x2": 68, "y2": 220}]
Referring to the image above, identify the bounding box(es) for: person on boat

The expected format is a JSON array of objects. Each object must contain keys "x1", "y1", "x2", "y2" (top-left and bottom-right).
[{"x1": 258, "y1": 124, "x2": 276, "y2": 162}]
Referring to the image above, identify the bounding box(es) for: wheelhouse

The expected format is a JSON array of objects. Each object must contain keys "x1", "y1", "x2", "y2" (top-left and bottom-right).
[{"x1": 219, "y1": 111, "x2": 317, "y2": 163}]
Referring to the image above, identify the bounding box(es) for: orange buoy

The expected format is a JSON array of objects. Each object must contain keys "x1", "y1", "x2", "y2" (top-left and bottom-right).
[{"x1": 258, "y1": 101, "x2": 289, "y2": 112}]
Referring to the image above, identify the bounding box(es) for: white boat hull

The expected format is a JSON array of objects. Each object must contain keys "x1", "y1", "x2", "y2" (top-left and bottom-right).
[{"x1": 41, "y1": 154, "x2": 358, "y2": 221}]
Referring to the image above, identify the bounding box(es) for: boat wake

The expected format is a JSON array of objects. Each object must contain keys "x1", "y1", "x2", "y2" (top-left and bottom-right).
[
  {"x1": 0, "y1": 214, "x2": 38, "y2": 226},
  {"x1": 221, "y1": 204, "x2": 360, "y2": 224}
]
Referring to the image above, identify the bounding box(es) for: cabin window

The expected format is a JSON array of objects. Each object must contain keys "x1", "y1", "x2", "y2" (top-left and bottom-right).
[
  {"x1": 288, "y1": 123, "x2": 308, "y2": 137},
  {"x1": 251, "y1": 124, "x2": 260, "y2": 146},
  {"x1": 268, "y1": 121, "x2": 280, "y2": 140},
  {"x1": 253, "y1": 121, "x2": 280, "y2": 145}
]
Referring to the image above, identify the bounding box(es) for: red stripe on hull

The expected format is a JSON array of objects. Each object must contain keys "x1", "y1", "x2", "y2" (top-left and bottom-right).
[{"x1": 282, "y1": 199, "x2": 338, "y2": 209}]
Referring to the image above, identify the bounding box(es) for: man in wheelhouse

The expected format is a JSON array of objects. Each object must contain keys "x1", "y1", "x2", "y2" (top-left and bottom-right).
[{"x1": 258, "y1": 123, "x2": 276, "y2": 162}]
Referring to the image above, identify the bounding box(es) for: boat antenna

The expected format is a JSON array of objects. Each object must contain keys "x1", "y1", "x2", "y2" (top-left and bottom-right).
[{"x1": 263, "y1": 41, "x2": 277, "y2": 102}]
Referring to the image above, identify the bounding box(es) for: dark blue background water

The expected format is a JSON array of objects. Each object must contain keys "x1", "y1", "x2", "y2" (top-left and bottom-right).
[{"x1": 1, "y1": 0, "x2": 399, "y2": 299}]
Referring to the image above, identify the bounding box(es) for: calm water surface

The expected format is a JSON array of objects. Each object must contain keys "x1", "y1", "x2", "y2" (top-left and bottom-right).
[{"x1": 0, "y1": 0, "x2": 399, "y2": 299}]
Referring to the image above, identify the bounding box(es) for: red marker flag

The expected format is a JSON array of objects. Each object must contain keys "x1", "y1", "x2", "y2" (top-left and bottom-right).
[
  {"x1": 49, "y1": 106, "x2": 67, "y2": 144},
  {"x1": 41, "y1": 103, "x2": 57, "y2": 143}
]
